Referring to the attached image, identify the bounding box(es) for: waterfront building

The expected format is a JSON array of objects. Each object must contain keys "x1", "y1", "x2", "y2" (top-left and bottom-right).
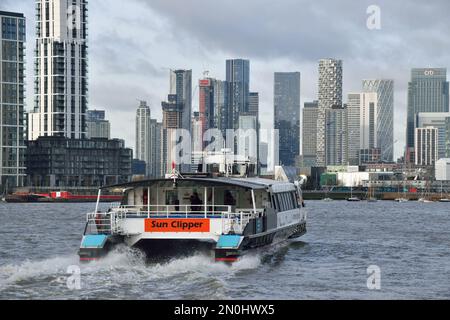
[
  {"x1": 435, "y1": 158, "x2": 450, "y2": 181},
  {"x1": 416, "y1": 112, "x2": 450, "y2": 160},
  {"x1": 0, "y1": 11, "x2": 26, "y2": 188},
  {"x1": 362, "y1": 79, "x2": 394, "y2": 162},
  {"x1": 29, "y1": 0, "x2": 88, "y2": 140},
  {"x1": 87, "y1": 110, "x2": 110, "y2": 139},
  {"x1": 274, "y1": 72, "x2": 301, "y2": 166},
  {"x1": 226, "y1": 59, "x2": 250, "y2": 131},
  {"x1": 325, "y1": 106, "x2": 348, "y2": 166},
  {"x1": 406, "y1": 68, "x2": 449, "y2": 161},
  {"x1": 301, "y1": 101, "x2": 318, "y2": 167},
  {"x1": 317, "y1": 59, "x2": 343, "y2": 166},
  {"x1": 26, "y1": 137, "x2": 132, "y2": 187},
  {"x1": 415, "y1": 127, "x2": 438, "y2": 166}
]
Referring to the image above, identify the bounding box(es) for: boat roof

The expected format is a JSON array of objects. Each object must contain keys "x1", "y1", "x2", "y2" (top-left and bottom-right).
[{"x1": 101, "y1": 176, "x2": 294, "y2": 192}]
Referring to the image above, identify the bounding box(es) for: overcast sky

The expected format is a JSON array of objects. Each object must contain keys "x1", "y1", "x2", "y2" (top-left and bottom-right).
[{"x1": 2, "y1": 0, "x2": 450, "y2": 159}]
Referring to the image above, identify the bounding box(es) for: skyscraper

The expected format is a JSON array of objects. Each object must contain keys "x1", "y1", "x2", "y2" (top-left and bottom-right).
[
  {"x1": 274, "y1": 72, "x2": 301, "y2": 166},
  {"x1": 213, "y1": 79, "x2": 228, "y2": 137},
  {"x1": 149, "y1": 119, "x2": 162, "y2": 177},
  {"x1": 162, "y1": 70, "x2": 192, "y2": 173},
  {"x1": 170, "y1": 69, "x2": 192, "y2": 134},
  {"x1": 135, "y1": 101, "x2": 151, "y2": 176},
  {"x1": 0, "y1": 11, "x2": 26, "y2": 188},
  {"x1": 406, "y1": 68, "x2": 449, "y2": 160},
  {"x1": 87, "y1": 110, "x2": 110, "y2": 139},
  {"x1": 30, "y1": 0, "x2": 88, "y2": 140},
  {"x1": 226, "y1": 59, "x2": 250, "y2": 131},
  {"x1": 317, "y1": 59, "x2": 343, "y2": 166},
  {"x1": 191, "y1": 112, "x2": 204, "y2": 172},
  {"x1": 362, "y1": 79, "x2": 394, "y2": 162},
  {"x1": 347, "y1": 92, "x2": 378, "y2": 165},
  {"x1": 302, "y1": 101, "x2": 318, "y2": 167},
  {"x1": 248, "y1": 92, "x2": 260, "y2": 172},
  {"x1": 248, "y1": 92, "x2": 259, "y2": 119},
  {"x1": 325, "y1": 106, "x2": 348, "y2": 166},
  {"x1": 199, "y1": 78, "x2": 214, "y2": 146}
]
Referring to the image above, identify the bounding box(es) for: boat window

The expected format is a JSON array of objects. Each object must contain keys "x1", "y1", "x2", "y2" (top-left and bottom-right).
[
  {"x1": 290, "y1": 192, "x2": 298, "y2": 208},
  {"x1": 284, "y1": 193, "x2": 290, "y2": 211}
]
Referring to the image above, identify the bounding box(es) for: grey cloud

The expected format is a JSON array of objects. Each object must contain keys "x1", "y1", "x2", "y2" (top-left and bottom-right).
[
  {"x1": 92, "y1": 31, "x2": 166, "y2": 77},
  {"x1": 137, "y1": 0, "x2": 450, "y2": 64}
]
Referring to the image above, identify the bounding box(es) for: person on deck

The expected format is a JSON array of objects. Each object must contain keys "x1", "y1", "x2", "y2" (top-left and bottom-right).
[{"x1": 189, "y1": 192, "x2": 203, "y2": 212}]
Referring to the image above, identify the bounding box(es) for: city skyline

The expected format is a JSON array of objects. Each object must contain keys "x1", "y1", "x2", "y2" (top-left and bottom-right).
[{"x1": 1, "y1": 0, "x2": 450, "y2": 161}]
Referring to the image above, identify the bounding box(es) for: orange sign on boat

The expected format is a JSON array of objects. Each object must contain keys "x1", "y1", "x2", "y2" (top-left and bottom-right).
[{"x1": 144, "y1": 219, "x2": 210, "y2": 233}]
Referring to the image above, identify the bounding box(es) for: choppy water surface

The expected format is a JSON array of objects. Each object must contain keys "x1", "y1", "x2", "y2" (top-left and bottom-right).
[{"x1": 0, "y1": 201, "x2": 449, "y2": 299}]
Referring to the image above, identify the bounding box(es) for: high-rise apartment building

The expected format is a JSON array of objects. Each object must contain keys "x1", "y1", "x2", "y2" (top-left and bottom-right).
[
  {"x1": 30, "y1": 0, "x2": 88, "y2": 140},
  {"x1": 406, "y1": 68, "x2": 449, "y2": 160},
  {"x1": 274, "y1": 72, "x2": 301, "y2": 166},
  {"x1": 135, "y1": 101, "x2": 151, "y2": 176},
  {"x1": 0, "y1": 11, "x2": 26, "y2": 188},
  {"x1": 362, "y1": 79, "x2": 394, "y2": 162},
  {"x1": 317, "y1": 59, "x2": 343, "y2": 166},
  {"x1": 325, "y1": 106, "x2": 348, "y2": 166}
]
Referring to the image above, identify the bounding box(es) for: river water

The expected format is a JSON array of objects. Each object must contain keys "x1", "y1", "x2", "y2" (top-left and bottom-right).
[{"x1": 0, "y1": 201, "x2": 449, "y2": 299}]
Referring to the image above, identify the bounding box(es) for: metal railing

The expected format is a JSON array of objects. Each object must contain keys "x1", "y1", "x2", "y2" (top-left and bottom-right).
[
  {"x1": 110, "y1": 204, "x2": 234, "y2": 219},
  {"x1": 84, "y1": 205, "x2": 266, "y2": 236},
  {"x1": 85, "y1": 212, "x2": 112, "y2": 235}
]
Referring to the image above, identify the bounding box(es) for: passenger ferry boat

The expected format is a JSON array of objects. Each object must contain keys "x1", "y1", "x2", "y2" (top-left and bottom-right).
[{"x1": 78, "y1": 165, "x2": 307, "y2": 263}]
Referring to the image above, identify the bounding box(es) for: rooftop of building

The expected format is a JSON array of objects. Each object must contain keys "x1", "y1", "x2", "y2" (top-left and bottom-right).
[{"x1": 0, "y1": 11, "x2": 25, "y2": 18}]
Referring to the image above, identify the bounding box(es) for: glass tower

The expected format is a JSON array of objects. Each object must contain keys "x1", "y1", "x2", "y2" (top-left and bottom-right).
[
  {"x1": 406, "y1": 68, "x2": 449, "y2": 152},
  {"x1": 274, "y1": 72, "x2": 301, "y2": 166},
  {"x1": 362, "y1": 79, "x2": 394, "y2": 162},
  {"x1": 226, "y1": 59, "x2": 250, "y2": 131},
  {"x1": 0, "y1": 11, "x2": 26, "y2": 188}
]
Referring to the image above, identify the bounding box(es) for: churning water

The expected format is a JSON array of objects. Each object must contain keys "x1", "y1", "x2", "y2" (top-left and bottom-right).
[{"x1": 0, "y1": 201, "x2": 449, "y2": 299}]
